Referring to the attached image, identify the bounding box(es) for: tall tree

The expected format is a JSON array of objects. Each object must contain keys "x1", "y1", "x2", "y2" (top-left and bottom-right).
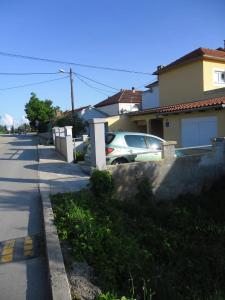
[{"x1": 25, "y1": 93, "x2": 58, "y2": 132}]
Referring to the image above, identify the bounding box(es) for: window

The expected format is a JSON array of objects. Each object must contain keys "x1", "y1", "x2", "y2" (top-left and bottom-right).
[
  {"x1": 105, "y1": 133, "x2": 115, "y2": 145},
  {"x1": 124, "y1": 135, "x2": 147, "y2": 148},
  {"x1": 214, "y1": 70, "x2": 225, "y2": 85},
  {"x1": 145, "y1": 136, "x2": 162, "y2": 150}
]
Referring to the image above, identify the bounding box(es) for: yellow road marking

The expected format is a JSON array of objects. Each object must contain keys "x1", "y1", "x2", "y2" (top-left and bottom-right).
[
  {"x1": 2, "y1": 248, "x2": 13, "y2": 255},
  {"x1": 4, "y1": 240, "x2": 15, "y2": 248},
  {"x1": 1, "y1": 254, "x2": 13, "y2": 263},
  {"x1": 24, "y1": 245, "x2": 33, "y2": 251}
]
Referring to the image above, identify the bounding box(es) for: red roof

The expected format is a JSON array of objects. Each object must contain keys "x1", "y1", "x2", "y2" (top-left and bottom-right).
[
  {"x1": 129, "y1": 96, "x2": 225, "y2": 116},
  {"x1": 95, "y1": 89, "x2": 142, "y2": 108},
  {"x1": 154, "y1": 47, "x2": 225, "y2": 75}
]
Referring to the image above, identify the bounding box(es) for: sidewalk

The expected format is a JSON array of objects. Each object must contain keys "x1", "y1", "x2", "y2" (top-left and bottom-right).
[
  {"x1": 37, "y1": 145, "x2": 90, "y2": 300},
  {"x1": 38, "y1": 145, "x2": 89, "y2": 195}
]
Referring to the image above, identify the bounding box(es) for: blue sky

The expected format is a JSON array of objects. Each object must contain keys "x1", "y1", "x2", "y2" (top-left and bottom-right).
[{"x1": 0, "y1": 0, "x2": 224, "y2": 125}]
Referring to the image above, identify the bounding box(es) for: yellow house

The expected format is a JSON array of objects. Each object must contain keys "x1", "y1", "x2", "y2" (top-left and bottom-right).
[{"x1": 129, "y1": 47, "x2": 225, "y2": 147}]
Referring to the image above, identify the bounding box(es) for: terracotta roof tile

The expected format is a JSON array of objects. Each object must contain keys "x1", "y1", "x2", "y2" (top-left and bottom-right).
[
  {"x1": 95, "y1": 89, "x2": 142, "y2": 108},
  {"x1": 154, "y1": 47, "x2": 225, "y2": 75},
  {"x1": 129, "y1": 96, "x2": 225, "y2": 116}
]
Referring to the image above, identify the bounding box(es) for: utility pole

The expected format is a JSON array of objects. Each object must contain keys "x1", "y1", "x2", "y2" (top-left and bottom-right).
[{"x1": 69, "y1": 68, "x2": 75, "y2": 116}]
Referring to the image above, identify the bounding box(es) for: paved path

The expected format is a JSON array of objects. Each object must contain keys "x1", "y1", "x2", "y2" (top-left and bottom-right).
[
  {"x1": 0, "y1": 135, "x2": 51, "y2": 300},
  {"x1": 38, "y1": 145, "x2": 89, "y2": 195}
]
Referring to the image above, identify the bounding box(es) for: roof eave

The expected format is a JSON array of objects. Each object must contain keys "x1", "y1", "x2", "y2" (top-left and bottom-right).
[
  {"x1": 153, "y1": 56, "x2": 202, "y2": 75},
  {"x1": 129, "y1": 104, "x2": 225, "y2": 117}
]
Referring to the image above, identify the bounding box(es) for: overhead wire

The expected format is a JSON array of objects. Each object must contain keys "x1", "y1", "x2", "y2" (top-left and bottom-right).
[
  {"x1": 76, "y1": 74, "x2": 111, "y2": 96},
  {"x1": 0, "y1": 75, "x2": 69, "y2": 91},
  {"x1": 0, "y1": 50, "x2": 152, "y2": 75},
  {"x1": 74, "y1": 72, "x2": 120, "y2": 91},
  {"x1": 0, "y1": 71, "x2": 59, "y2": 76}
]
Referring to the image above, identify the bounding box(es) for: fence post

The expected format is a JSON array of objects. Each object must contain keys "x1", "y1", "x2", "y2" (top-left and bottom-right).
[
  {"x1": 52, "y1": 127, "x2": 58, "y2": 145},
  {"x1": 64, "y1": 126, "x2": 73, "y2": 163},
  {"x1": 89, "y1": 118, "x2": 106, "y2": 170},
  {"x1": 162, "y1": 141, "x2": 177, "y2": 160}
]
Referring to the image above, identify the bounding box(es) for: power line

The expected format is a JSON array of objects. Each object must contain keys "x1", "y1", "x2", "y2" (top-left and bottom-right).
[
  {"x1": 0, "y1": 71, "x2": 59, "y2": 76},
  {"x1": 76, "y1": 74, "x2": 111, "y2": 96},
  {"x1": 0, "y1": 75, "x2": 69, "y2": 91},
  {"x1": 74, "y1": 72, "x2": 119, "y2": 91},
  {"x1": 0, "y1": 50, "x2": 152, "y2": 75}
]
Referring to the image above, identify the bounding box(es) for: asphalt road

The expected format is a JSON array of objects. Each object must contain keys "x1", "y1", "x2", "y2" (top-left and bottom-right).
[{"x1": 0, "y1": 134, "x2": 51, "y2": 300}]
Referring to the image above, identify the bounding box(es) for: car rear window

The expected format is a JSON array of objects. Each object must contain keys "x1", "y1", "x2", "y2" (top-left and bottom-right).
[
  {"x1": 124, "y1": 135, "x2": 147, "y2": 148},
  {"x1": 105, "y1": 133, "x2": 115, "y2": 145}
]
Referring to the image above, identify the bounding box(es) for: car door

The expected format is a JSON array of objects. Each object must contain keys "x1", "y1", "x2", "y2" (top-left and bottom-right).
[{"x1": 123, "y1": 134, "x2": 152, "y2": 162}]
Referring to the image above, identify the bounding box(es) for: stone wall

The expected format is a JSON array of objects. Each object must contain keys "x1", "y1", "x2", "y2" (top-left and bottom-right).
[{"x1": 106, "y1": 138, "x2": 225, "y2": 201}]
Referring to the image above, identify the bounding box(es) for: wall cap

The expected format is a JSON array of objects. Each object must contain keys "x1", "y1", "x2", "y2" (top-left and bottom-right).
[
  {"x1": 88, "y1": 118, "x2": 106, "y2": 124},
  {"x1": 162, "y1": 141, "x2": 177, "y2": 146}
]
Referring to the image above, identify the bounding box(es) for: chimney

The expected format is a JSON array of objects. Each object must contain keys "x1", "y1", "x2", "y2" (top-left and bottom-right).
[
  {"x1": 157, "y1": 65, "x2": 164, "y2": 71},
  {"x1": 131, "y1": 87, "x2": 135, "y2": 93}
]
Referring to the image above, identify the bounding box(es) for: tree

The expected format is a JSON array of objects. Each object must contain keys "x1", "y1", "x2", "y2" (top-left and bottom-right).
[
  {"x1": 55, "y1": 112, "x2": 85, "y2": 137},
  {"x1": 17, "y1": 123, "x2": 31, "y2": 133},
  {"x1": 0, "y1": 125, "x2": 6, "y2": 133},
  {"x1": 25, "y1": 93, "x2": 58, "y2": 132}
]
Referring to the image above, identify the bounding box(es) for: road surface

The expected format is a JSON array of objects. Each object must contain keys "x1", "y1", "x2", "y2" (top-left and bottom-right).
[{"x1": 0, "y1": 134, "x2": 51, "y2": 299}]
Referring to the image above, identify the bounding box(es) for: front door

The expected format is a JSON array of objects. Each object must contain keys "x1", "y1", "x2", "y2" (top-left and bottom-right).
[{"x1": 150, "y1": 119, "x2": 164, "y2": 138}]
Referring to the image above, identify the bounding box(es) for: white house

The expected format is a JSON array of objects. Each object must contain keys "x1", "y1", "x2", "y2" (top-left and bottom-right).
[{"x1": 94, "y1": 88, "x2": 142, "y2": 116}]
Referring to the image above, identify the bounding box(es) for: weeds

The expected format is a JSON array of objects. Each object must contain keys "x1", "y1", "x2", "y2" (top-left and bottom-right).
[{"x1": 52, "y1": 173, "x2": 225, "y2": 300}]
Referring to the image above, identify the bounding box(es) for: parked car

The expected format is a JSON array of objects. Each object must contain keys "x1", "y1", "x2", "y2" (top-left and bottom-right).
[{"x1": 85, "y1": 131, "x2": 166, "y2": 165}]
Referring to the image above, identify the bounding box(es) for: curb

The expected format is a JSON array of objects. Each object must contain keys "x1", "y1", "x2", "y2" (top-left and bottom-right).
[{"x1": 37, "y1": 145, "x2": 72, "y2": 300}]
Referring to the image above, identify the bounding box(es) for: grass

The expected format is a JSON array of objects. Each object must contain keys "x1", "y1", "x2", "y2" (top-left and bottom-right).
[{"x1": 51, "y1": 170, "x2": 225, "y2": 300}]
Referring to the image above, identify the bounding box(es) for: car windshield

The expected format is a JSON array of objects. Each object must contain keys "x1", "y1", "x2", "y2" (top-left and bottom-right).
[{"x1": 105, "y1": 133, "x2": 115, "y2": 145}]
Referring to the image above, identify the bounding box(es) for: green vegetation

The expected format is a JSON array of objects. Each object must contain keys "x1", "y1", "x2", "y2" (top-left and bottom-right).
[
  {"x1": 0, "y1": 125, "x2": 7, "y2": 133},
  {"x1": 25, "y1": 92, "x2": 59, "y2": 132},
  {"x1": 52, "y1": 171, "x2": 225, "y2": 300},
  {"x1": 55, "y1": 113, "x2": 85, "y2": 137}
]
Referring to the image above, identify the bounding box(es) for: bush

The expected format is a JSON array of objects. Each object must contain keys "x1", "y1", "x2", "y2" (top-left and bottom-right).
[
  {"x1": 52, "y1": 175, "x2": 225, "y2": 300},
  {"x1": 75, "y1": 151, "x2": 85, "y2": 161},
  {"x1": 90, "y1": 169, "x2": 114, "y2": 199}
]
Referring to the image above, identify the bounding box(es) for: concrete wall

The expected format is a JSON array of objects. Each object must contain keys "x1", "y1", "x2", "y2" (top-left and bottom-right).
[
  {"x1": 142, "y1": 86, "x2": 159, "y2": 109},
  {"x1": 53, "y1": 127, "x2": 74, "y2": 163},
  {"x1": 107, "y1": 138, "x2": 225, "y2": 201},
  {"x1": 159, "y1": 60, "x2": 204, "y2": 105}
]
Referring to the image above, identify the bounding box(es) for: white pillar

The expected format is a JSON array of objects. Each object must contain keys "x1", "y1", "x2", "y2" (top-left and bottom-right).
[
  {"x1": 162, "y1": 141, "x2": 177, "y2": 160},
  {"x1": 89, "y1": 118, "x2": 106, "y2": 170},
  {"x1": 64, "y1": 126, "x2": 73, "y2": 163}
]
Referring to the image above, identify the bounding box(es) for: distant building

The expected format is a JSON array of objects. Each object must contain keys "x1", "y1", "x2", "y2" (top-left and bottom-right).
[{"x1": 95, "y1": 88, "x2": 142, "y2": 116}]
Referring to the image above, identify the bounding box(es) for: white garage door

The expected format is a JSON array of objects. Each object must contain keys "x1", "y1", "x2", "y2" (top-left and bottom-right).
[{"x1": 181, "y1": 116, "x2": 217, "y2": 147}]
